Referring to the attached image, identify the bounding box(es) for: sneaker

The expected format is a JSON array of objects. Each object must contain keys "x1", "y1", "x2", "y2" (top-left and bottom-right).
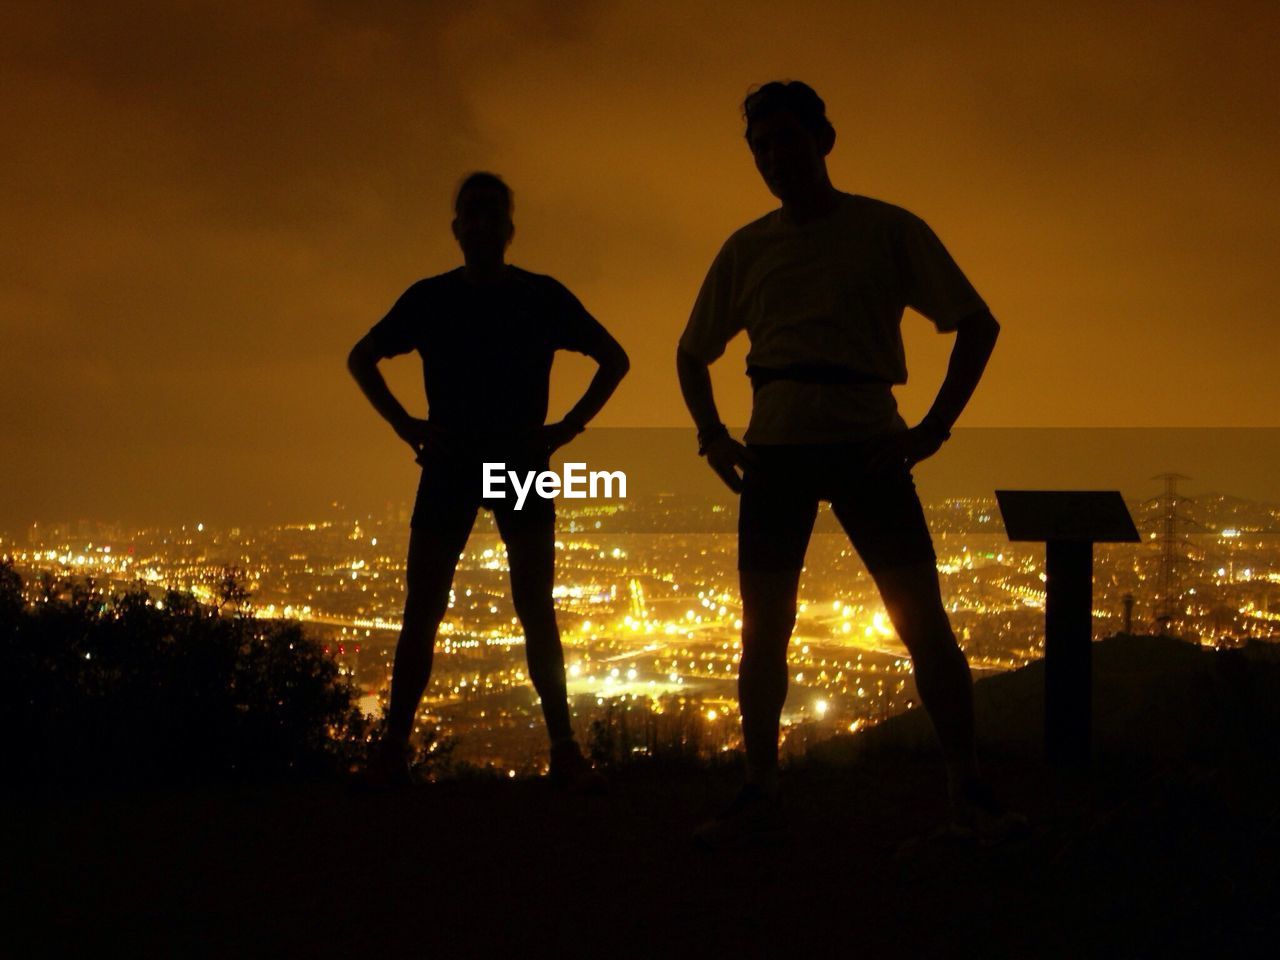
[
  {"x1": 692, "y1": 783, "x2": 784, "y2": 849},
  {"x1": 548, "y1": 740, "x2": 606, "y2": 794},
  {"x1": 944, "y1": 779, "x2": 1029, "y2": 845}
]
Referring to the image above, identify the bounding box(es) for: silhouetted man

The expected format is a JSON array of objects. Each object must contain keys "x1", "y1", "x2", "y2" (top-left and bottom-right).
[
  {"x1": 349, "y1": 172, "x2": 629, "y2": 787},
  {"x1": 677, "y1": 82, "x2": 1017, "y2": 843}
]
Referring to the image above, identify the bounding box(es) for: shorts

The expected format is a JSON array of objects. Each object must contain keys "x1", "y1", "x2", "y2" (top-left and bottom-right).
[
  {"x1": 410, "y1": 449, "x2": 555, "y2": 566},
  {"x1": 738, "y1": 441, "x2": 937, "y2": 573}
]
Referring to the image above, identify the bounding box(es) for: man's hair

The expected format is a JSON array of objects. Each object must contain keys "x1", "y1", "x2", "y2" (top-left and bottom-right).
[
  {"x1": 742, "y1": 81, "x2": 836, "y2": 144},
  {"x1": 454, "y1": 171, "x2": 513, "y2": 214}
]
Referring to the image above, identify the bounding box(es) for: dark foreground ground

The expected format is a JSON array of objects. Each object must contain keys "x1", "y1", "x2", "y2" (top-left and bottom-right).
[{"x1": 8, "y1": 636, "x2": 1280, "y2": 958}]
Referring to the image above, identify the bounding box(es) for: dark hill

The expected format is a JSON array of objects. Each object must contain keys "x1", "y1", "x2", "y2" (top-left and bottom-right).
[
  {"x1": 813, "y1": 633, "x2": 1280, "y2": 765},
  {"x1": 7, "y1": 635, "x2": 1279, "y2": 958}
]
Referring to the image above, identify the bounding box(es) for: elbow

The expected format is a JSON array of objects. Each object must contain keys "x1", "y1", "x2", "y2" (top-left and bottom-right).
[
  {"x1": 596, "y1": 340, "x2": 629, "y2": 382},
  {"x1": 675, "y1": 344, "x2": 703, "y2": 372},
  {"x1": 958, "y1": 310, "x2": 1000, "y2": 345},
  {"x1": 675, "y1": 346, "x2": 712, "y2": 387},
  {"x1": 977, "y1": 308, "x2": 1000, "y2": 333},
  {"x1": 982, "y1": 316, "x2": 1000, "y2": 349},
  {"x1": 613, "y1": 343, "x2": 631, "y2": 379},
  {"x1": 347, "y1": 342, "x2": 374, "y2": 378},
  {"x1": 987, "y1": 315, "x2": 1001, "y2": 349}
]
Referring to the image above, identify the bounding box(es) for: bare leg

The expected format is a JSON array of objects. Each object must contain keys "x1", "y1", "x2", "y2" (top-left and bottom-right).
[
  {"x1": 738, "y1": 568, "x2": 802, "y2": 796},
  {"x1": 870, "y1": 560, "x2": 978, "y2": 791},
  {"x1": 383, "y1": 523, "x2": 471, "y2": 752},
  {"x1": 497, "y1": 505, "x2": 573, "y2": 743}
]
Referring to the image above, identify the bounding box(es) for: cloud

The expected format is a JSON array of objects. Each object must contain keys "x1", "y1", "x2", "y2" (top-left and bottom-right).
[{"x1": 2, "y1": 0, "x2": 1278, "y2": 525}]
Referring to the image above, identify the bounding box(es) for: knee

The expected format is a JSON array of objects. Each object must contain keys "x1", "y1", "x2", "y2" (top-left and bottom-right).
[
  {"x1": 887, "y1": 595, "x2": 951, "y2": 642},
  {"x1": 740, "y1": 628, "x2": 791, "y2": 674},
  {"x1": 742, "y1": 603, "x2": 796, "y2": 641},
  {"x1": 901, "y1": 617, "x2": 968, "y2": 676},
  {"x1": 513, "y1": 598, "x2": 558, "y2": 636},
  {"x1": 508, "y1": 565, "x2": 553, "y2": 614},
  {"x1": 403, "y1": 586, "x2": 451, "y2": 630}
]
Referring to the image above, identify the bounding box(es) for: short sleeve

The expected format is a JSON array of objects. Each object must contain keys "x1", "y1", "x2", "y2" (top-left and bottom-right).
[
  {"x1": 678, "y1": 241, "x2": 742, "y2": 363},
  {"x1": 544, "y1": 278, "x2": 612, "y2": 356},
  {"x1": 897, "y1": 215, "x2": 988, "y2": 332},
  {"x1": 364, "y1": 282, "x2": 424, "y2": 358}
]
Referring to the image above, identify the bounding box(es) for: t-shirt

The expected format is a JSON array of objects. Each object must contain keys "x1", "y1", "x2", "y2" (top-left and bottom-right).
[
  {"x1": 679, "y1": 193, "x2": 988, "y2": 444},
  {"x1": 366, "y1": 266, "x2": 610, "y2": 438}
]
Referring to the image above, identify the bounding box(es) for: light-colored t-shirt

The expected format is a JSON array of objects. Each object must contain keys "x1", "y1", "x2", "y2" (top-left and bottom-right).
[{"x1": 679, "y1": 192, "x2": 988, "y2": 444}]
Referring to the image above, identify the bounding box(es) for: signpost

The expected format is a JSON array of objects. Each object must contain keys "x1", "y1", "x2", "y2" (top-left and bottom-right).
[{"x1": 995, "y1": 490, "x2": 1140, "y2": 767}]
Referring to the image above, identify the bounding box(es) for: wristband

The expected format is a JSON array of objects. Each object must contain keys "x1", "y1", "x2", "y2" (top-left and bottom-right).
[{"x1": 697, "y1": 423, "x2": 730, "y2": 456}]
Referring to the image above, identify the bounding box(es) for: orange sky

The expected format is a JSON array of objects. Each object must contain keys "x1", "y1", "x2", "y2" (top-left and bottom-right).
[{"x1": 2, "y1": 1, "x2": 1278, "y2": 525}]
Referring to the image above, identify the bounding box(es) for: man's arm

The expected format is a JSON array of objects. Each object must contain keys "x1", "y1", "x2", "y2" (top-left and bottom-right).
[
  {"x1": 871, "y1": 309, "x2": 1000, "y2": 469},
  {"x1": 543, "y1": 334, "x2": 630, "y2": 451},
  {"x1": 563, "y1": 334, "x2": 630, "y2": 429},
  {"x1": 346, "y1": 334, "x2": 436, "y2": 456},
  {"x1": 676, "y1": 345, "x2": 753, "y2": 492},
  {"x1": 920, "y1": 308, "x2": 1000, "y2": 435}
]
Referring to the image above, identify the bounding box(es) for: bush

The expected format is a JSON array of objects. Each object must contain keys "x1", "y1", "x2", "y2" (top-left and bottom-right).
[
  {"x1": 0, "y1": 560, "x2": 372, "y2": 786},
  {"x1": 586, "y1": 694, "x2": 737, "y2": 771}
]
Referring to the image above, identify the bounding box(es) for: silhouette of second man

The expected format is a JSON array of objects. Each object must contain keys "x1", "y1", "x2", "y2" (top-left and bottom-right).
[{"x1": 349, "y1": 172, "x2": 629, "y2": 788}]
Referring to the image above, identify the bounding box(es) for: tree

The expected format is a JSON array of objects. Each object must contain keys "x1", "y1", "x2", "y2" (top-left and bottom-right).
[{"x1": 2, "y1": 565, "x2": 370, "y2": 786}]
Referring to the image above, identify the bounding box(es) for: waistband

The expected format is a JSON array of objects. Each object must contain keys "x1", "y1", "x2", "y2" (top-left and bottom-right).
[{"x1": 746, "y1": 363, "x2": 890, "y2": 392}]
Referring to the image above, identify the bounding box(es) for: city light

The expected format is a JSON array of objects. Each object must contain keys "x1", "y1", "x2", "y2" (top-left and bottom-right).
[{"x1": 9, "y1": 491, "x2": 1273, "y2": 770}]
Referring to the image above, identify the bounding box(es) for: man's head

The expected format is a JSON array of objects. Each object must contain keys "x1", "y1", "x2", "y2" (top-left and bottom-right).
[
  {"x1": 452, "y1": 172, "x2": 514, "y2": 264},
  {"x1": 742, "y1": 81, "x2": 836, "y2": 203}
]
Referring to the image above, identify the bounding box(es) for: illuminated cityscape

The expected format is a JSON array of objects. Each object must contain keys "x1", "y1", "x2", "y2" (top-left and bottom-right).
[{"x1": 6, "y1": 491, "x2": 1277, "y2": 773}]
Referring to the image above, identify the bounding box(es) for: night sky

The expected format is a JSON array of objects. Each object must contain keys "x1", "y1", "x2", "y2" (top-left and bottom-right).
[{"x1": 3, "y1": 1, "x2": 1277, "y2": 526}]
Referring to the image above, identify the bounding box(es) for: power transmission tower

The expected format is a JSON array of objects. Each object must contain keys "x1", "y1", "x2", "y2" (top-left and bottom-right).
[{"x1": 1148, "y1": 473, "x2": 1196, "y2": 631}]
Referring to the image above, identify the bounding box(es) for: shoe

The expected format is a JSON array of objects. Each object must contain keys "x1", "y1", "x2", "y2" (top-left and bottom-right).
[
  {"x1": 548, "y1": 739, "x2": 606, "y2": 794},
  {"x1": 692, "y1": 783, "x2": 784, "y2": 849},
  {"x1": 943, "y1": 779, "x2": 1029, "y2": 845}
]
